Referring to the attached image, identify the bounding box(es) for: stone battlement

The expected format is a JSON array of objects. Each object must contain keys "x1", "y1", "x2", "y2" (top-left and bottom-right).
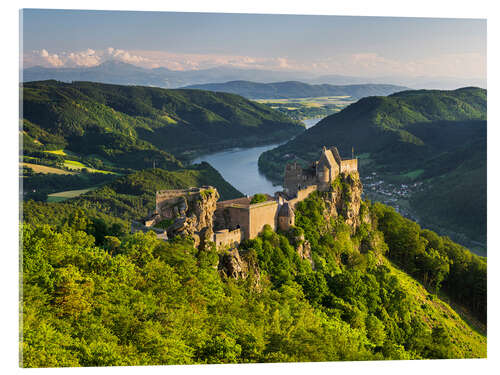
[
  {"x1": 156, "y1": 186, "x2": 214, "y2": 201},
  {"x1": 288, "y1": 185, "x2": 318, "y2": 209},
  {"x1": 213, "y1": 228, "x2": 244, "y2": 249},
  {"x1": 340, "y1": 159, "x2": 358, "y2": 174}
]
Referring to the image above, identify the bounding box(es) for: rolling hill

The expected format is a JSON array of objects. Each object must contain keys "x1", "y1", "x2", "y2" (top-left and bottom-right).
[
  {"x1": 184, "y1": 80, "x2": 409, "y2": 99},
  {"x1": 259, "y1": 87, "x2": 486, "y2": 245},
  {"x1": 21, "y1": 80, "x2": 304, "y2": 166}
]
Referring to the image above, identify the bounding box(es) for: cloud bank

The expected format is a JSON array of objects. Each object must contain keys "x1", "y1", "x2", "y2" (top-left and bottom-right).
[{"x1": 23, "y1": 47, "x2": 486, "y2": 79}]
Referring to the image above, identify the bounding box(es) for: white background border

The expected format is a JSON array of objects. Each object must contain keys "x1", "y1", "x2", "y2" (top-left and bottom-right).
[{"x1": 2, "y1": 1, "x2": 497, "y2": 374}]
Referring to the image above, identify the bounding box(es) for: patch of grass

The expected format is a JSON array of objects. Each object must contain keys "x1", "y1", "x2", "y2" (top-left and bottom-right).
[
  {"x1": 64, "y1": 160, "x2": 87, "y2": 169},
  {"x1": 162, "y1": 114, "x2": 178, "y2": 124},
  {"x1": 154, "y1": 218, "x2": 175, "y2": 229},
  {"x1": 47, "y1": 187, "x2": 98, "y2": 202},
  {"x1": 21, "y1": 162, "x2": 74, "y2": 175},
  {"x1": 44, "y1": 149, "x2": 67, "y2": 156},
  {"x1": 64, "y1": 160, "x2": 117, "y2": 175}
]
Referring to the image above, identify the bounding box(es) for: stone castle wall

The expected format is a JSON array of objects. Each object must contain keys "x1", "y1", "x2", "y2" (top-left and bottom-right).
[
  {"x1": 156, "y1": 187, "x2": 214, "y2": 213},
  {"x1": 284, "y1": 163, "x2": 303, "y2": 196},
  {"x1": 215, "y1": 199, "x2": 279, "y2": 240},
  {"x1": 340, "y1": 159, "x2": 358, "y2": 174},
  {"x1": 288, "y1": 185, "x2": 318, "y2": 208},
  {"x1": 248, "y1": 200, "x2": 279, "y2": 239},
  {"x1": 213, "y1": 228, "x2": 243, "y2": 248}
]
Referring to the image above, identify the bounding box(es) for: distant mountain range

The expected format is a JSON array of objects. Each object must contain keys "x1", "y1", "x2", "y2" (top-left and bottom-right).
[
  {"x1": 22, "y1": 61, "x2": 485, "y2": 90},
  {"x1": 183, "y1": 81, "x2": 409, "y2": 99}
]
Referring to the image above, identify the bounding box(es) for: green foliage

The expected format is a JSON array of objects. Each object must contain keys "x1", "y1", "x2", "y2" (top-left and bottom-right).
[
  {"x1": 21, "y1": 178, "x2": 486, "y2": 367},
  {"x1": 22, "y1": 80, "x2": 304, "y2": 167},
  {"x1": 21, "y1": 170, "x2": 116, "y2": 202},
  {"x1": 370, "y1": 202, "x2": 486, "y2": 323},
  {"x1": 250, "y1": 193, "x2": 268, "y2": 204},
  {"x1": 154, "y1": 218, "x2": 174, "y2": 230},
  {"x1": 71, "y1": 164, "x2": 242, "y2": 221}
]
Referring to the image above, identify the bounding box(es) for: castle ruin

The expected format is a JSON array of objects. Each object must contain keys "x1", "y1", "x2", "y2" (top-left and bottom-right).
[
  {"x1": 134, "y1": 146, "x2": 358, "y2": 250},
  {"x1": 284, "y1": 146, "x2": 358, "y2": 196}
]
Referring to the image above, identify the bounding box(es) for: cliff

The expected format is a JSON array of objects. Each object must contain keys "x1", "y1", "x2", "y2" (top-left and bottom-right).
[
  {"x1": 322, "y1": 171, "x2": 363, "y2": 231},
  {"x1": 157, "y1": 188, "x2": 220, "y2": 248}
]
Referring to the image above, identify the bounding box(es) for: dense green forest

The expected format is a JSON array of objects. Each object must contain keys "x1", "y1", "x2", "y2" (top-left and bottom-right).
[
  {"x1": 184, "y1": 80, "x2": 408, "y2": 99},
  {"x1": 23, "y1": 165, "x2": 243, "y2": 222},
  {"x1": 22, "y1": 80, "x2": 304, "y2": 165},
  {"x1": 21, "y1": 183, "x2": 486, "y2": 367},
  {"x1": 259, "y1": 87, "x2": 486, "y2": 244}
]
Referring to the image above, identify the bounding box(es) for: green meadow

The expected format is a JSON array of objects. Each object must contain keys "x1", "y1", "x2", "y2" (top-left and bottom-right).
[{"x1": 46, "y1": 187, "x2": 98, "y2": 202}]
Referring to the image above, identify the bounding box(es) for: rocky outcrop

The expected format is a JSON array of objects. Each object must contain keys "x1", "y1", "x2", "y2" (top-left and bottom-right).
[
  {"x1": 218, "y1": 248, "x2": 261, "y2": 288},
  {"x1": 287, "y1": 228, "x2": 314, "y2": 268},
  {"x1": 218, "y1": 249, "x2": 248, "y2": 279},
  {"x1": 297, "y1": 240, "x2": 313, "y2": 265},
  {"x1": 149, "y1": 187, "x2": 219, "y2": 248},
  {"x1": 322, "y1": 171, "x2": 363, "y2": 231}
]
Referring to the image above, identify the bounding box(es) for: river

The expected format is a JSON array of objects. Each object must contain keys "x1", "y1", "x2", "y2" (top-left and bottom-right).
[{"x1": 192, "y1": 117, "x2": 322, "y2": 196}]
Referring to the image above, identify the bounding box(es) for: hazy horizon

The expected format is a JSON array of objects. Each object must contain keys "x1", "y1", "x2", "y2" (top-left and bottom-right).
[{"x1": 21, "y1": 9, "x2": 486, "y2": 83}]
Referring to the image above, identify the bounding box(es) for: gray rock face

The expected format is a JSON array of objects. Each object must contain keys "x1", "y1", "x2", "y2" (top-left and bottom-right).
[{"x1": 219, "y1": 249, "x2": 248, "y2": 279}]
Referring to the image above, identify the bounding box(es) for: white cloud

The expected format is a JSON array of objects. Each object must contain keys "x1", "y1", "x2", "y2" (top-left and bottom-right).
[
  {"x1": 22, "y1": 48, "x2": 486, "y2": 79},
  {"x1": 23, "y1": 48, "x2": 150, "y2": 68}
]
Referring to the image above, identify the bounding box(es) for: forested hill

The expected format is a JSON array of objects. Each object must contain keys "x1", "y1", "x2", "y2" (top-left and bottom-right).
[
  {"x1": 23, "y1": 164, "x2": 244, "y2": 227},
  {"x1": 259, "y1": 87, "x2": 486, "y2": 245},
  {"x1": 184, "y1": 80, "x2": 409, "y2": 99},
  {"x1": 21, "y1": 80, "x2": 304, "y2": 165},
  {"x1": 21, "y1": 178, "x2": 486, "y2": 367},
  {"x1": 260, "y1": 87, "x2": 485, "y2": 165}
]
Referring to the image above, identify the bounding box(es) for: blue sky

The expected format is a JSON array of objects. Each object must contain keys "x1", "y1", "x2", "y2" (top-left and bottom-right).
[{"x1": 21, "y1": 9, "x2": 486, "y2": 78}]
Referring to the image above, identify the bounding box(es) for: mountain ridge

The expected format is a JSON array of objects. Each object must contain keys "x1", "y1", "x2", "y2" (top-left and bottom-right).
[
  {"x1": 183, "y1": 80, "x2": 410, "y2": 99},
  {"x1": 22, "y1": 61, "x2": 486, "y2": 90}
]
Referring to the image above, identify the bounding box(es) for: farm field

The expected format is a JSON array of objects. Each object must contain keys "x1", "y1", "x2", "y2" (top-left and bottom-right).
[
  {"x1": 46, "y1": 187, "x2": 98, "y2": 202},
  {"x1": 21, "y1": 162, "x2": 74, "y2": 175},
  {"x1": 63, "y1": 160, "x2": 117, "y2": 174},
  {"x1": 254, "y1": 96, "x2": 356, "y2": 120},
  {"x1": 255, "y1": 95, "x2": 355, "y2": 105}
]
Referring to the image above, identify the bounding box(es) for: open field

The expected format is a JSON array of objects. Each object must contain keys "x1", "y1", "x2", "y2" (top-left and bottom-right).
[
  {"x1": 21, "y1": 162, "x2": 74, "y2": 175},
  {"x1": 47, "y1": 187, "x2": 98, "y2": 202},
  {"x1": 64, "y1": 160, "x2": 117, "y2": 174},
  {"x1": 64, "y1": 160, "x2": 87, "y2": 169},
  {"x1": 255, "y1": 95, "x2": 354, "y2": 104},
  {"x1": 254, "y1": 96, "x2": 356, "y2": 121},
  {"x1": 44, "y1": 149, "x2": 78, "y2": 157}
]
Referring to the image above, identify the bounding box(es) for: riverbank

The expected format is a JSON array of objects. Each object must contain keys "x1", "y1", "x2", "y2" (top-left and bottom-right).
[{"x1": 191, "y1": 118, "x2": 322, "y2": 196}]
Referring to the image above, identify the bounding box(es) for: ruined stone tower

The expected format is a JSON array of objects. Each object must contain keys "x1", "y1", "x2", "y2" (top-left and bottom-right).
[{"x1": 278, "y1": 202, "x2": 295, "y2": 231}]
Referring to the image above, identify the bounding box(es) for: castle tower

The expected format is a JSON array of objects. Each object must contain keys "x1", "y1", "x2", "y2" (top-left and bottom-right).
[
  {"x1": 316, "y1": 146, "x2": 340, "y2": 191},
  {"x1": 283, "y1": 162, "x2": 303, "y2": 197},
  {"x1": 278, "y1": 202, "x2": 295, "y2": 231}
]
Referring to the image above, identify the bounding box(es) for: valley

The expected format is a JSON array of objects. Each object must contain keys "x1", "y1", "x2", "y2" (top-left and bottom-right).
[
  {"x1": 258, "y1": 87, "x2": 487, "y2": 254},
  {"x1": 19, "y1": 81, "x2": 487, "y2": 366}
]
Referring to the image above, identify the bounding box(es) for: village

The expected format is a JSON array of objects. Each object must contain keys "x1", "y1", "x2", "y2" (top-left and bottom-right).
[{"x1": 361, "y1": 172, "x2": 425, "y2": 221}]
